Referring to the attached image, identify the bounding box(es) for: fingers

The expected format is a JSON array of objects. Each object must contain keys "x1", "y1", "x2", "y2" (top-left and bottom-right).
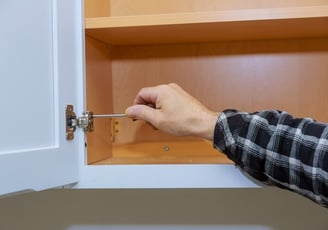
[
  {"x1": 167, "y1": 82, "x2": 180, "y2": 90},
  {"x1": 125, "y1": 83, "x2": 218, "y2": 139},
  {"x1": 126, "y1": 104, "x2": 157, "y2": 123},
  {"x1": 126, "y1": 83, "x2": 183, "y2": 124},
  {"x1": 126, "y1": 85, "x2": 166, "y2": 127},
  {"x1": 133, "y1": 85, "x2": 161, "y2": 106}
]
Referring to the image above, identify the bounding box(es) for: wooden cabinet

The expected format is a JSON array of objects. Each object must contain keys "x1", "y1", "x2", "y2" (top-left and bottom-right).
[
  {"x1": 83, "y1": 0, "x2": 328, "y2": 166},
  {"x1": 1, "y1": 0, "x2": 327, "y2": 195}
]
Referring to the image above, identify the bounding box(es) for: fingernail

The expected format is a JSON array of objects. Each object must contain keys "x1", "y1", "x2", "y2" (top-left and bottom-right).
[{"x1": 126, "y1": 107, "x2": 136, "y2": 118}]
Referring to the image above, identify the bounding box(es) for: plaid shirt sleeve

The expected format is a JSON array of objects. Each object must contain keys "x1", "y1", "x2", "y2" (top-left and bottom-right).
[{"x1": 213, "y1": 109, "x2": 328, "y2": 208}]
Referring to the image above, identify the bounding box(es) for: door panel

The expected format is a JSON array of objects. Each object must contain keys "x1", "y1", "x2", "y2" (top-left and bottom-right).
[
  {"x1": 0, "y1": 0, "x2": 83, "y2": 195},
  {"x1": 0, "y1": 0, "x2": 56, "y2": 153}
]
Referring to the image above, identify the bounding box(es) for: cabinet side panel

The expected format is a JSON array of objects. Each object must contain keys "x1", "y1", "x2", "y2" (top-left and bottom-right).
[{"x1": 86, "y1": 37, "x2": 113, "y2": 164}]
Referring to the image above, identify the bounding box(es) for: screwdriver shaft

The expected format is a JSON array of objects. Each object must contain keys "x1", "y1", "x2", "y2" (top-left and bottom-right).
[{"x1": 92, "y1": 113, "x2": 127, "y2": 118}]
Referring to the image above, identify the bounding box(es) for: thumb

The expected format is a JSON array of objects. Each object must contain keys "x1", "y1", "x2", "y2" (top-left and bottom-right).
[{"x1": 126, "y1": 104, "x2": 157, "y2": 123}]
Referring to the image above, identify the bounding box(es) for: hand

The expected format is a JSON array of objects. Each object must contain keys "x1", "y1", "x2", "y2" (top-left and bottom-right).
[{"x1": 125, "y1": 83, "x2": 219, "y2": 140}]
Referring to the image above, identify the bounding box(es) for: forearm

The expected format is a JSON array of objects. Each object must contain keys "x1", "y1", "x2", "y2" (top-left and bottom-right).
[{"x1": 213, "y1": 109, "x2": 328, "y2": 207}]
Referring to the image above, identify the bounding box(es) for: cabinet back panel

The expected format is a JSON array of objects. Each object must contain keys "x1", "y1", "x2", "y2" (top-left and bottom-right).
[
  {"x1": 85, "y1": 0, "x2": 328, "y2": 17},
  {"x1": 111, "y1": 38, "x2": 328, "y2": 144},
  {"x1": 109, "y1": 0, "x2": 328, "y2": 16},
  {"x1": 85, "y1": 0, "x2": 110, "y2": 17}
]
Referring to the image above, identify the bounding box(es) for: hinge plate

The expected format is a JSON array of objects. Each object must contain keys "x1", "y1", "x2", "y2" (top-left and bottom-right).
[{"x1": 66, "y1": 104, "x2": 94, "y2": 140}]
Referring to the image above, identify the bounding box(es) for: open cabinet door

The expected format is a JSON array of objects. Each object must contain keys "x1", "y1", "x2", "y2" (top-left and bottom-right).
[{"x1": 0, "y1": 0, "x2": 84, "y2": 195}]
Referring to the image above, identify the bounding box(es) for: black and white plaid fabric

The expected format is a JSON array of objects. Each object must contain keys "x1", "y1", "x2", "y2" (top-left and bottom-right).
[{"x1": 214, "y1": 109, "x2": 328, "y2": 208}]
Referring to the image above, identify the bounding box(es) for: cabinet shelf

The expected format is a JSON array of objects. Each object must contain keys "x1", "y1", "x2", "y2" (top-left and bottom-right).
[
  {"x1": 93, "y1": 140, "x2": 232, "y2": 165},
  {"x1": 85, "y1": 5, "x2": 328, "y2": 45}
]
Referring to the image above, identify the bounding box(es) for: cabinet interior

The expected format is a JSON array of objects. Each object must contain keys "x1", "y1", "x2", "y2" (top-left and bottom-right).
[{"x1": 84, "y1": 0, "x2": 328, "y2": 165}]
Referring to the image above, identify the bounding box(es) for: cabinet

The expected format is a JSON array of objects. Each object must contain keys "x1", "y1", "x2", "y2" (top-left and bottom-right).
[
  {"x1": 1, "y1": 0, "x2": 327, "y2": 194},
  {"x1": 77, "y1": 0, "x2": 328, "y2": 188}
]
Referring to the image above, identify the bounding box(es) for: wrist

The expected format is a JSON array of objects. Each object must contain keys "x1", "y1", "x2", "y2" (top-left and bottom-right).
[{"x1": 194, "y1": 110, "x2": 220, "y2": 140}]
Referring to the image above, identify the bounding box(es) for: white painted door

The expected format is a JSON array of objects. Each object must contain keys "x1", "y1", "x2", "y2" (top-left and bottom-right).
[{"x1": 0, "y1": 0, "x2": 84, "y2": 195}]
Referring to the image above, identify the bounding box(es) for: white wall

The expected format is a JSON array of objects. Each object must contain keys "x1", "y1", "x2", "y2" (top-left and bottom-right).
[{"x1": 0, "y1": 187, "x2": 326, "y2": 230}]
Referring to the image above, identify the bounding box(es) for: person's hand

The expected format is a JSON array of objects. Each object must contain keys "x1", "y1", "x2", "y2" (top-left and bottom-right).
[{"x1": 125, "y1": 83, "x2": 219, "y2": 140}]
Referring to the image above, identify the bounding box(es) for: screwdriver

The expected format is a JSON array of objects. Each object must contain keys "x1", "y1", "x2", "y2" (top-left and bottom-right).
[{"x1": 92, "y1": 113, "x2": 127, "y2": 118}]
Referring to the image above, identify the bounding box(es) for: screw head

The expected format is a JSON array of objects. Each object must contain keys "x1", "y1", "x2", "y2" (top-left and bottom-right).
[
  {"x1": 66, "y1": 133, "x2": 74, "y2": 140},
  {"x1": 164, "y1": 146, "x2": 170, "y2": 151}
]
